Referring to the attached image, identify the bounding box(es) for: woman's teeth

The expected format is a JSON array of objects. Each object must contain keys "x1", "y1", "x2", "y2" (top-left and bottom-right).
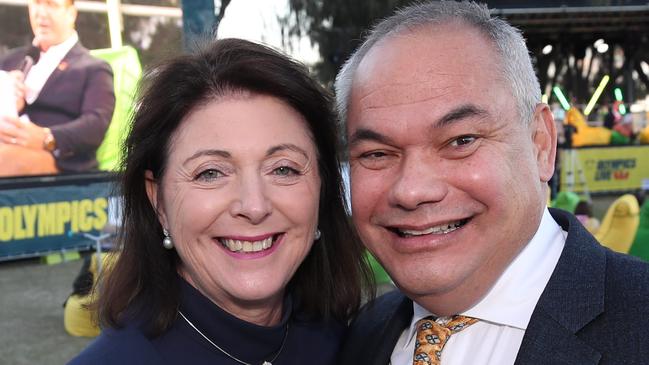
[
  {"x1": 399, "y1": 219, "x2": 466, "y2": 237},
  {"x1": 221, "y1": 236, "x2": 274, "y2": 253}
]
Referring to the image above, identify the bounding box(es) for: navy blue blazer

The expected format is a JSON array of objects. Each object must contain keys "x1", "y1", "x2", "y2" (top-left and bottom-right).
[
  {"x1": 338, "y1": 208, "x2": 649, "y2": 364},
  {"x1": 0, "y1": 42, "x2": 115, "y2": 173}
]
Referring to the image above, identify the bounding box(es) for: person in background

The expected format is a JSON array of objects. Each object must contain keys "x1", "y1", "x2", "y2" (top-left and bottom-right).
[
  {"x1": 574, "y1": 200, "x2": 601, "y2": 234},
  {"x1": 603, "y1": 105, "x2": 616, "y2": 130},
  {"x1": 634, "y1": 189, "x2": 646, "y2": 208},
  {"x1": 69, "y1": 38, "x2": 373, "y2": 364},
  {"x1": 613, "y1": 113, "x2": 635, "y2": 141},
  {"x1": 0, "y1": 0, "x2": 114, "y2": 176},
  {"x1": 334, "y1": 1, "x2": 649, "y2": 364}
]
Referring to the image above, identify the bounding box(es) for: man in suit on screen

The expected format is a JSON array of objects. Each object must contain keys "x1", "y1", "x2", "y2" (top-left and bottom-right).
[{"x1": 0, "y1": 0, "x2": 114, "y2": 176}]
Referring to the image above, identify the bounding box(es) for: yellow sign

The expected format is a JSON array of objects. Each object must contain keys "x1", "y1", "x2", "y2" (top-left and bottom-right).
[
  {"x1": 0, "y1": 198, "x2": 108, "y2": 242},
  {"x1": 560, "y1": 146, "x2": 649, "y2": 193}
]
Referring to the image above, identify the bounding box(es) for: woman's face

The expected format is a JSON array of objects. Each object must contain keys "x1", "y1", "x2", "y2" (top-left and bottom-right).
[{"x1": 147, "y1": 94, "x2": 321, "y2": 322}]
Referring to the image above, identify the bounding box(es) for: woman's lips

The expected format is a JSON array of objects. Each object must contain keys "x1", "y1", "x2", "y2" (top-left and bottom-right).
[{"x1": 218, "y1": 233, "x2": 283, "y2": 253}]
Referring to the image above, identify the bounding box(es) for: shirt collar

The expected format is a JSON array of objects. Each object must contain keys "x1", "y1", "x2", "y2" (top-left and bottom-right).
[{"x1": 406, "y1": 207, "x2": 566, "y2": 341}]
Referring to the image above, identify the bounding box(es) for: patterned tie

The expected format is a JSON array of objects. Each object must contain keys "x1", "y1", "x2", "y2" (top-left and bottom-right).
[{"x1": 412, "y1": 315, "x2": 478, "y2": 365}]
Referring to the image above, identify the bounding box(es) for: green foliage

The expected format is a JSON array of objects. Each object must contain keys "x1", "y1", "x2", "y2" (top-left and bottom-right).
[{"x1": 284, "y1": 0, "x2": 416, "y2": 87}]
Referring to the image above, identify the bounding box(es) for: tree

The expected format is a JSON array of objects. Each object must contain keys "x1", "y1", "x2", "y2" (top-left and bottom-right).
[
  {"x1": 285, "y1": 1, "x2": 649, "y2": 105},
  {"x1": 284, "y1": 0, "x2": 415, "y2": 87}
]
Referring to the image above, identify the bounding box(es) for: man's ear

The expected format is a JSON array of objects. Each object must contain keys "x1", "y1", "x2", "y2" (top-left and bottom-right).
[
  {"x1": 145, "y1": 170, "x2": 167, "y2": 228},
  {"x1": 66, "y1": 4, "x2": 78, "y2": 27},
  {"x1": 531, "y1": 103, "x2": 557, "y2": 183}
]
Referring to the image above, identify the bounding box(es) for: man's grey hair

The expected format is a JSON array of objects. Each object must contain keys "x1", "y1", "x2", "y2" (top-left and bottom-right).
[{"x1": 334, "y1": 1, "x2": 541, "y2": 138}]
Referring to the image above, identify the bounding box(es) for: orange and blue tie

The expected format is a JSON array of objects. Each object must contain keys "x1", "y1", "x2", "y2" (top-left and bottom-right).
[{"x1": 413, "y1": 315, "x2": 478, "y2": 365}]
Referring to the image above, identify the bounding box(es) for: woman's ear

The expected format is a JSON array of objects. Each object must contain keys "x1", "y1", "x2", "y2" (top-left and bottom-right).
[{"x1": 145, "y1": 170, "x2": 167, "y2": 228}]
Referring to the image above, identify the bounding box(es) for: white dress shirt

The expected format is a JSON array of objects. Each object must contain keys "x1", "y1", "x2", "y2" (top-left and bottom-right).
[
  {"x1": 390, "y1": 208, "x2": 567, "y2": 365},
  {"x1": 24, "y1": 32, "x2": 79, "y2": 104}
]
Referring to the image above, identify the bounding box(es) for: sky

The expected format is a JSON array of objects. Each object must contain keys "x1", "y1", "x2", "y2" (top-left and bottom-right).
[{"x1": 217, "y1": 0, "x2": 320, "y2": 65}]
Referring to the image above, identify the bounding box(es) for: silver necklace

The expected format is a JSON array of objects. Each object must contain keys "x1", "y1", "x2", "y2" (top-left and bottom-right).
[{"x1": 178, "y1": 310, "x2": 289, "y2": 365}]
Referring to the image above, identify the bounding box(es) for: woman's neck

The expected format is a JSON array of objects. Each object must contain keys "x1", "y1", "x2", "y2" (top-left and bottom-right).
[{"x1": 180, "y1": 270, "x2": 285, "y2": 327}]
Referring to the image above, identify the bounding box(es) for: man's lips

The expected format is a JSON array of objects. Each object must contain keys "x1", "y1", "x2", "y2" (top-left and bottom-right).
[{"x1": 387, "y1": 218, "x2": 471, "y2": 238}]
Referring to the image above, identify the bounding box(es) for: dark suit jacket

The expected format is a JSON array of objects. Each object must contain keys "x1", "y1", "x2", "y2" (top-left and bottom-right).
[
  {"x1": 339, "y1": 208, "x2": 649, "y2": 364},
  {"x1": 1, "y1": 42, "x2": 115, "y2": 173}
]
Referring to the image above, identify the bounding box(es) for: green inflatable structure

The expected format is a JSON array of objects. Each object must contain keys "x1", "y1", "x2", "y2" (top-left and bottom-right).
[{"x1": 90, "y1": 46, "x2": 142, "y2": 171}]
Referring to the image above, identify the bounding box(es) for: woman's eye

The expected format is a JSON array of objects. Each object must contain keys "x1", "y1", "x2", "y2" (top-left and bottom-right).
[
  {"x1": 195, "y1": 169, "x2": 223, "y2": 181},
  {"x1": 273, "y1": 166, "x2": 299, "y2": 176},
  {"x1": 450, "y1": 135, "x2": 477, "y2": 147}
]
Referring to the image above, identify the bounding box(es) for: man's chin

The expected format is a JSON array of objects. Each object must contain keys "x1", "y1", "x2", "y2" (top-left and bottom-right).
[
  {"x1": 35, "y1": 36, "x2": 54, "y2": 50},
  {"x1": 393, "y1": 270, "x2": 463, "y2": 298}
]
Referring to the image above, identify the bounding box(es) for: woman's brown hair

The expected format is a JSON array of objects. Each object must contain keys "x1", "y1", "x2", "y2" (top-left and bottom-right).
[{"x1": 97, "y1": 38, "x2": 374, "y2": 336}]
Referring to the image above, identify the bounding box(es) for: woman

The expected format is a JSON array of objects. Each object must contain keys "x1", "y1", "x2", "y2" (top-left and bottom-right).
[{"x1": 69, "y1": 39, "x2": 373, "y2": 364}]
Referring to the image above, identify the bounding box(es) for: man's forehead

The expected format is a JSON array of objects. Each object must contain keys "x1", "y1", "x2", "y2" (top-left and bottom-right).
[
  {"x1": 29, "y1": 0, "x2": 71, "y2": 7},
  {"x1": 353, "y1": 79, "x2": 461, "y2": 112},
  {"x1": 347, "y1": 25, "x2": 506, "y2": 118}
]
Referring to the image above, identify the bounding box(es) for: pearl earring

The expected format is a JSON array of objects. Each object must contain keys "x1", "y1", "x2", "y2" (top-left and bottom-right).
[
  {"x1": 162, "y1": 228, "x2": 174, "y2": 250},
  {"x1": 314, "y1": 229, "x2": 321, "y2": 241}
]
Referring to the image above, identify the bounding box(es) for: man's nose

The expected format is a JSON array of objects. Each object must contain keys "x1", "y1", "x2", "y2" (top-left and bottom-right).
[
  {"x1": 228, "y1": 174, "x2": 272, "y2": 224},
  {"x1": 387, "y1": 154, "x2": 448, "y2": 211},
  {"x1": 31, "y1": 8, "x2": 48, "y2": 22}
]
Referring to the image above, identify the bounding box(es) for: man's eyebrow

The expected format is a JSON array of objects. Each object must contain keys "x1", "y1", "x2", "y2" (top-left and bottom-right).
[
  {"x1": 266, "y1": 143, "x2": 308, "y2": 159},
  {"x1": 348, "y1": 104, "x2": 488, "y2": 147},
  {"x1": 348, "y1": 128, "x2": 394, "y2": 148},
  {"x1": 183, "y1": 149, "x2": 231, "y2": 166},
  {"x1": 435, "y1": 104, "x2": 489, "y2": 128}
]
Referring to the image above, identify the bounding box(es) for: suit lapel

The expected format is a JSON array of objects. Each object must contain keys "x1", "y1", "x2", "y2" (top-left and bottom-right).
[
  {"x1": 516, "y1": 310, "x2": 601, "y2": 364},
  {"x1": 38, "y1": 42, "x2": 83, "y2": 96},
  {"x1": 515, "y1": 209, "x2": 605, "y2": 365},
  {"x1": 370, "y1": 294, "x2": 413, "y2": 364}
]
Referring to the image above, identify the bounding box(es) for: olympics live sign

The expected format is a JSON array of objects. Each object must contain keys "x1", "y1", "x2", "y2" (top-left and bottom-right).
[
  {"x1": 560, "y1": 146, "x2": 649, "y2": 193},
  {"x1": 0, "y1": 173, "x2": 119, "y2": 261}
]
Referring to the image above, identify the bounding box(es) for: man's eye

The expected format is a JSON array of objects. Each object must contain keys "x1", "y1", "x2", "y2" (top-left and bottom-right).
[
  {"x1": 360, "y1": 151, "x2": 387, "y2": 160},
  {"x1": 273, "y1": 166, "x2": 299, "y2": 176},
  {"x1": 195, "y1": 169, "x2": 223, "y2": 181},
  {"x1": 450, "y1": 136, "x2": 477, "y2": 147},
  {"x1": 354, "y1": 150, "x2": 396, "y2": 170}
]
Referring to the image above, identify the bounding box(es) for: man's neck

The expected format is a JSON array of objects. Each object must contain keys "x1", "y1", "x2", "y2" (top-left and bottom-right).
[
  {"x1": 407, "y1": 279, "x2": 494, "y2": 317},
  {"x1": 409, "y1": 238, "x2": 535, "y2": 316},
  {"x1": 36, "y1": 31, "x2": 77, "y2": 52}
]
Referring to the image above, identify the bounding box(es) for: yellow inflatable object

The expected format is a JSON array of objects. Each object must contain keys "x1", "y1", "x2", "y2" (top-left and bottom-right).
[
  {"x1": 639, "y1": 124, "x2": 649, "y2": 144},
  {"x1": 594, "y1": 194, "x2": 640, "y2": 253},
  {"x1": 565, "y1": 107, "x2": 612, "y2": 147},
  {"x1": 63, "y1": 252, "x2": 116, "y2": 337},
  {"x1": 64, "y1": 293, "x2": 100, "y2": 337}
]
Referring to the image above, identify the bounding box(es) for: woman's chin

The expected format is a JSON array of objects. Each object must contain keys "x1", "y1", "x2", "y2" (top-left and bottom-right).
[{"x1": 226, "y1": 284, "x2": 286, "y2": 306}]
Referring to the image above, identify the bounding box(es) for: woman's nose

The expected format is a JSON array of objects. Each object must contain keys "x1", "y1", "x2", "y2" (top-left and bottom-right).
[{"x1": 228, "y1": 174, "x2": 272, "y2": 224}]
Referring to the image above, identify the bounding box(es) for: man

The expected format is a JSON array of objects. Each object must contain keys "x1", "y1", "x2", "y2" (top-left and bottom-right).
[
  {"x1": 0, "y1": 0, "x2": 114, "y2": 176},
  {"x1": 335, "y1": 2, "x2": 649, "y2": 364}
]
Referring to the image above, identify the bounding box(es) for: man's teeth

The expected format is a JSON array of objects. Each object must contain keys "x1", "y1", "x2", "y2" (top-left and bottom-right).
[
  {"x1": 221, "y1": 237, "x2": 274, "y2": 253},
  {"x1": 400, "y1": 221, "x2": 464, "y2": 237}
]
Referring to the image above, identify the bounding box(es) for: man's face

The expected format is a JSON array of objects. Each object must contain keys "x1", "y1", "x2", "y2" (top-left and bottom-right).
[
  {"x1": 346, "y1": 23, "x2": 556, "y2": 314},
  {"x1": 28, "y1": 0, "x2": 77, "y2": 51}
]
